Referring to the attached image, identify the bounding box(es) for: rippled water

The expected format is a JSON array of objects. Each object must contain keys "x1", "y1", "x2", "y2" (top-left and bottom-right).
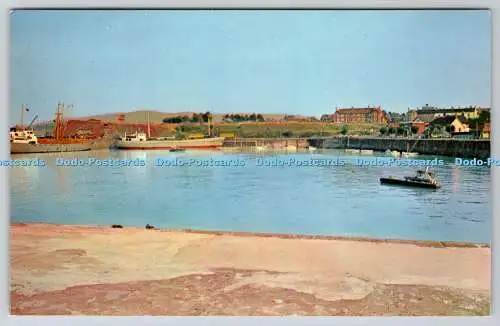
[{"x1": 10, "y1": 149, "x2": 491, "y2": 243}]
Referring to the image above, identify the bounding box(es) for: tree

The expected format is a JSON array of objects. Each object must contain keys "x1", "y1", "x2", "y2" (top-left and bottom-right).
[
  {"x1": 396, "y1": 126, "x2": 405, "y2": 135},
  {"x1": 388, "y1": 127, "x2": 395, "y2": 134},
  {"x1": 174, "y1": 126, "x2": 185, "y2": 139},
  {"x1": 411, "y1": 126, "x2": 419, "y2": 134},
  {"x1": 478, "y1": 111, "x2": 490, "y2": 123},
  {"x1": 256, "y1": 114, "x2": 265, "y2": 122},
  {"x1": 191, "y1": 113, "x2": 202, "y2": 123},
  {"x1": 282, "y1": 130, "x2": 293, "y2": 137},
  {"x1": 201, "y1": 111, "x2": 211, "y2": 123},
  {"x1": 340, "y1": 124, "x2": 348, "y2": 135},
  {"x1": 163, "y1": 116, "x2": 184, "y2": 123},
  {"x1": 320, "y1": 114, "x2": 331, "y2": 122},
  {"x1": 379, "y1": 126, "x2": 388, "y2": 135}
]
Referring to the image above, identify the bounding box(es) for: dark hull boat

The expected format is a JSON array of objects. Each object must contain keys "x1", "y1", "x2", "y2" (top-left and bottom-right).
[
  {"x1": 380, "y1": 168, "x2": 440, "y2": 189},
  {"x1": 380, "y1": 177, "x2": 440, "y2": 189}
]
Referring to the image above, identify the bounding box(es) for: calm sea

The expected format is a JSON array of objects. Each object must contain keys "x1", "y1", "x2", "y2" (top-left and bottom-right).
[{"x1": 9, "y1": 149, "x2": 491, "y2": 243}]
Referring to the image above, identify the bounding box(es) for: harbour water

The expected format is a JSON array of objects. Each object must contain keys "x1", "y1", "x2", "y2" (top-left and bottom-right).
[{"x1": 9, "y1": 149, "x2": 491, "y2": 243}]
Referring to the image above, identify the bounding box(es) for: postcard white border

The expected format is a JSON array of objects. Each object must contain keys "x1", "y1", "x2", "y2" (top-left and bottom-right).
[{"x1": 1, "y1": 1, "x2": 497, "y2": 325}]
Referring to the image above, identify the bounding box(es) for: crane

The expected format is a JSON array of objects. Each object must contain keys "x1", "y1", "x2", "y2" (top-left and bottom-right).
[{"x1": 26, "y1": 114, "x2": 39, "y2": 130}]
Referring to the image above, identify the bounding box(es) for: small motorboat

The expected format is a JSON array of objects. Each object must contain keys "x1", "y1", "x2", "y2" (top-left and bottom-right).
[
  {"x1": 380, "y1": 168, "x2": 440, "y2": 189},
  {"x1": 402, "y1": 152, "x2": 419, "y2": 158},
  {"x1": 169, "y1": 148, "x2": 186, "y2": 152}
]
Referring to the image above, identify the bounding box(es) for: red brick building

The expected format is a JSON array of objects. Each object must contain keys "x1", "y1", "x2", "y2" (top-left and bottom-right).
[{"x1": 332, "y1": 106, "x2": 388, "y2": 124}]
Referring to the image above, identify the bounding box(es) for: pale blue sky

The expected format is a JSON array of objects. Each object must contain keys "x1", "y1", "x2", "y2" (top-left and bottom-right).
[{"x1": 10, "y1": 9, "x2": 491, "y2": 123}]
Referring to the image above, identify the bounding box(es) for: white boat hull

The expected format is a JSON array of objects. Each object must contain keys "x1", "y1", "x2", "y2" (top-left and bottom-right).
[
  {"x1": 115, "y1": 137, "x2": 225, "y2": 150},
  {"x1": 402, "y1": 152, "x2": 419, "y2": 158}
]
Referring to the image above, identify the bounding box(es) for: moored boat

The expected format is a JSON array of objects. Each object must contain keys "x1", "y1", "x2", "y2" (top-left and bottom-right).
[
  {"x1": 115, "y1": 131, "x2": 225, "y2": 150},
  {"x1": 401, "y1": 143, "x2": 419, "y2": 158},
  {"x1": 380, "y1": 168, "x2": 440, "y2": 189},
  {"x1": 115, "y1": 112, "x2": 225, "y2": 150},
  {"x1": 10, "y1": 103, "x2": 112, "y2": 154},
  {"x1": 402, "y1": 152, "x2": 419, "y2": 158},
  {"x1": 11, "y1": 142, "x2": 91, "y2": 154}
]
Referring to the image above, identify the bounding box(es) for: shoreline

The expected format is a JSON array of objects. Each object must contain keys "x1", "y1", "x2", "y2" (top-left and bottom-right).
[
  {"x1": 11, "y1": 222, "x2": 490, "y2": 248},
  {"x1": 10, "y1": 221, "x2": 491, "y2": 315}
]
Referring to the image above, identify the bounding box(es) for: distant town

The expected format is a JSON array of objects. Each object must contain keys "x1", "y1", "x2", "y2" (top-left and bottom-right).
[{"x1": 22, "y1": 103, "x2": 491, "y2": 141}]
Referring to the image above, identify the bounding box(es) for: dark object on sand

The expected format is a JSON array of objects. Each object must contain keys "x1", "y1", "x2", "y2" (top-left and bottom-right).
[
  {"x1": 169, "y1": 148, "x2": 186, "y2": 152},
  {"x1": 380, "y1": 168, "x2": 440, "y2": 189},
  {"x1": 111, "y1": 224, "x2": 123, "y2": 228},
  {"x1": 145, "y1": 224, "x2": 155, "y2": 229}
]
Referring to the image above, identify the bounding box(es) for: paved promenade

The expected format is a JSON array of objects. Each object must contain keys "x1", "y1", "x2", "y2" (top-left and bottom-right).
[{"x1": 10, "y1": 223, "x2": 491, "y2": 316}]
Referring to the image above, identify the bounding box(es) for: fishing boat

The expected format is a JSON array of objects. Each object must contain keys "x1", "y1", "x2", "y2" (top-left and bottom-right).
[
  {"x1": 10, "y1": 103, "x2": 98, "y2": 154},
  {"x1": 380, "y1": 168, "x2": 440, "y2": 189},
  {"x1": 115, "y1": 112, "x2": 225, "y2": 150}
]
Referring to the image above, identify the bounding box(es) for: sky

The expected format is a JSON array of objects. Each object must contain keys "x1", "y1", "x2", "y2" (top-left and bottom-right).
[{"x1": 10, "y1": 9, "x2": 491, "y2": 124}]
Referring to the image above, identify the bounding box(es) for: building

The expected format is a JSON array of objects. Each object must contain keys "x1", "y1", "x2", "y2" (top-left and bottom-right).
[
  {"x1": 481, "y1": 122, "x2": 491, "y2": 138},
  {"x1": 400, "y1": 121, "x2": 428, "y2": 135},
  {"x1": 426, "y1": 116, "x2": 470, "y2": 138},
  {"x1": 408, "y1": 105, "x2": 486, "y2": 122},
  {"x1": 387, "y1": 112, "x2": 406, "y2": 123},
  {"x1": 332, "y1": 106, "x2": 388, "y2": 124},
  {"x1": 470, "y1": 122, "x2": 491, "y2": 139}
]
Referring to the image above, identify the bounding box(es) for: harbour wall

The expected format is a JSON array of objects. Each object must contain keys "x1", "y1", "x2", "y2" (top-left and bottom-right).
[{"x1": 308, "y1": 137, "x2": 491, "y2": 159}]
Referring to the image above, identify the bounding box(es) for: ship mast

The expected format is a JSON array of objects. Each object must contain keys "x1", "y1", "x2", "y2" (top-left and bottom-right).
[
  {"x1": 55, "y1": 102, "x2": 65, "y2": 141},
  {"x1": 20, "y1": 104, "x2": 24, "y2": 129},
  {"x1": 207, "y1": 113, "x2": 212, "y2": 137},
  {"x1": 147, "y1": 111, "x2": 151, "y2": 139}
]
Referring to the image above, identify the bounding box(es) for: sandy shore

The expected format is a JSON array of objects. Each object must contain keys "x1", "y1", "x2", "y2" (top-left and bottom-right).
[{"x1": 10, "y1": 223, "x2": 491, "y2": 316}]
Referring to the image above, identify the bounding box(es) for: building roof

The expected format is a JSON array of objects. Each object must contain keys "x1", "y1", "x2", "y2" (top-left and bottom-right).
[
  {"x1": 415, "y1": 107, "x2": 477, "y2": 114},
  {"x1": 430, "y1": 115, "x2": 468, "y2": 125},
  {"x1": 334, "y1": 107, "x2": 382, "y2": 114},
  {"x1": 414, "y1": 114, "x2": 436, "y2": 123}
]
